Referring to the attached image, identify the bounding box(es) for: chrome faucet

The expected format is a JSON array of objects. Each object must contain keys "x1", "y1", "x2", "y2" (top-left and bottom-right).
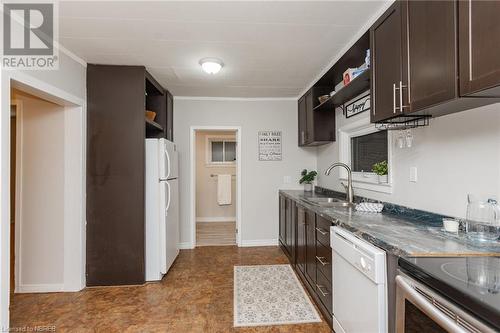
[{"x1": 324, "y1": 162, "x2": 354, "y2": 204}]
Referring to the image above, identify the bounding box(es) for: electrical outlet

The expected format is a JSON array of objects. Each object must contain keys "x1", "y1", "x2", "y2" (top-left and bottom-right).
[
  {"x1": 410, "y1": 167, "x2": 418, "y2": 183},
  {"x1": 283, "y1": 176, "x2": 291, "y2": 184}
]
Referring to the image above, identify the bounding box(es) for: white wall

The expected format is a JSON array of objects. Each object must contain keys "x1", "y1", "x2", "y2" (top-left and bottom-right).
[
  {"x1": 12, "y1": 90, "x2": 65, "y2": 292},
  {"x1": 174, "y1": 98, "x2": 317, "y2": 246},
  {"x1": 196, "y1": 130, "x2": 236, "y2": 221},
  {"x1": 1, "y1": 51, "x2": 86, "y2": 328},
  {"x1": 317, "y1": 102, "x2": 500, "y2": 219}
]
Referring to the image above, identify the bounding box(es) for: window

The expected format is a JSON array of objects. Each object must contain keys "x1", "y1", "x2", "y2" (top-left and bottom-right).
[
  {"x1": 207, "y1": 138, "x2": 236, "y2": 165},
  {"x1": 338, "y1": 115, "x2": 392, "y2": 193},
  {"x1": 351, "y1": 131, "x2": 388, "y2": 172}
]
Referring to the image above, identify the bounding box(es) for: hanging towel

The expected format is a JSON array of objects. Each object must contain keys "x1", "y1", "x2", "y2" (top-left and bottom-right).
[{"x1": 217, "y1": 174, "x2": 232, "y2": 205}]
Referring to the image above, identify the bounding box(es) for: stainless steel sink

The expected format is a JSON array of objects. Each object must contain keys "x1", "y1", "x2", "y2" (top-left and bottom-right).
[{"x1": 304, "y1": 197, "x2": 355, "y2": 208}]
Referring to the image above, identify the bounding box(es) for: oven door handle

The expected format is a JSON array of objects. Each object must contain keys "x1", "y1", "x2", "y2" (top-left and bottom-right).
[{"x1": 396, "y1": 275, "x2": 471, "y2": 333}]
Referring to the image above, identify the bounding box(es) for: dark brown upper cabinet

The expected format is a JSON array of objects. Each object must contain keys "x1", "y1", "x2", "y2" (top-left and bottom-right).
[
  {"x1": 370, "y1": 2, "x2": 405, "y2": 122},
  {"x1": 371, "y1": 1, "x2": 458, "y2": 122},
  {"x1": 459, "y1": 0, "x2": 500, "y2": 97},
  {"x1": 298, "y1": 95, "x2": 307, "y2": 146},
  {"x1": 406, "y1": 0, "x2": 458, "y2": 112},
  {"x1": 371, "y1": 0, "x2": 500, "y2": 123},
  {"x1": 166, "y1": 90, "x2": 174, "y2": 141},
  {"x1": 297, "y1": 87, "x2": 336, "y2": 147}
]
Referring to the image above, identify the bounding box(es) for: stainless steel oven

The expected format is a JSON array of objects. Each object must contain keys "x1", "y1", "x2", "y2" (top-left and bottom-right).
[{"x1": 395, "y1": 272, "x2": 496, "y2": 333}]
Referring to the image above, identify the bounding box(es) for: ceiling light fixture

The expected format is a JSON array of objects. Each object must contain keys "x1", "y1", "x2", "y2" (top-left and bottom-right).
[{"x1": 199, "y1": 58, "x2": 223, "y2": 74}]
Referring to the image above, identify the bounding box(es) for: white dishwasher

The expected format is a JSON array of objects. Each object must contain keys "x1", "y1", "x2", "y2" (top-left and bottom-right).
[{"x1": 330, "y1": 226, "x2": 387, "y2": 333}]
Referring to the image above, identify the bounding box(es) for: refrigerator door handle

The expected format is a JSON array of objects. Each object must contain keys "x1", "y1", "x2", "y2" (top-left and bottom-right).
[
  {"x1": 166, "y1": 181, "x2": 172, "y2": 212},
  {"x1": 165, "y1": 148, "x2": 171, "y2": 180}
]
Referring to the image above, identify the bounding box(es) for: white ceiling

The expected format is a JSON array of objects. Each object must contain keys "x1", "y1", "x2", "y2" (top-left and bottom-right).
[{"x1": 59, "y1": 1, "x2": 388, "y2": 98}]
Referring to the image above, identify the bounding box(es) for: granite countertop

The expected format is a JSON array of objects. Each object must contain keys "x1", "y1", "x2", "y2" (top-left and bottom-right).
[{"x1": 279, "y1": 190, "x2": 500, "y2": 257}]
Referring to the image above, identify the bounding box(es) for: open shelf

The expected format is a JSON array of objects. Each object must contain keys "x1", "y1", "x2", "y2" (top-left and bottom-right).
[
  {"x1": 313, "y1": 70, "x2": 370, "y2": 111},
  {"x1": 145, "y1": 118, "x2": 164, "y2": 132}
]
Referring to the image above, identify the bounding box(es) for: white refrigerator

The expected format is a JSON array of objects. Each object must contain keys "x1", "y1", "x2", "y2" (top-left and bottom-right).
[{"x1": 145, "y1": 138, "x2": 179, "y2": 281}]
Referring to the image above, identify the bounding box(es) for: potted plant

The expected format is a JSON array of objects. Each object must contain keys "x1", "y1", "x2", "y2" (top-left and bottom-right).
[
  {"x1": 372, "y1": 160, "x2": 388, "y2": 184},
  {"x1": 299, "y1": 169, "x2": 317, "y2": 192}
]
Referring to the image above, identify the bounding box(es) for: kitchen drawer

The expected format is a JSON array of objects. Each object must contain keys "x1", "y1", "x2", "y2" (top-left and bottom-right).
[
  {"x1": 316, "y1": 241, "x2": 332, "y2": 282},
  {"x1": 316, "y1": 268, "x2": 333, "y2": 315},
  {"x1": 316, "y1": 215, "x2": 332, "y2": 247}
]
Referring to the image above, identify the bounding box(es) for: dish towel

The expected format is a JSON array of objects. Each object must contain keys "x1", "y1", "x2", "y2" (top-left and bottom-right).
[{"x1": 217, "y1": 174, "x2": 232, "y2": 205}]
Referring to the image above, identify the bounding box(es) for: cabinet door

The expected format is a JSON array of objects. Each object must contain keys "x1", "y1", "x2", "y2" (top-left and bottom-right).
[
  {"x1": 285, "y1": 199, "x2": 294, "y2": 258},
  {"x1": 296, "y1": 206, "x2": 307, "y2": 274},
  {"x1": 298, "y1": 96, "x2": 307, "y2": 146},
  {"x1": 305, "y1": 90, "x2": 314, "y2": 144},
  {"x1": 305, "y1": 210, "x2": 316, "y2": 286},
  {"x1": 407, "y1": 1, "x2": 457, "y2": 112},
  {"x1": 370, "y1": 1, "x2": 404, "y2": 122},
  {"x1": 279, "y1": 196, "x2": 286, "y2": 246},
  {"x1": 166, "y1": 91, "x2": 174, "y2": 141},
  {"x1": 459, "y1": 0, "x2": 500, "y2": 96}
]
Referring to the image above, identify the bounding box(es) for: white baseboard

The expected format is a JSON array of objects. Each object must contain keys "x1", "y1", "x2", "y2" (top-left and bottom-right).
[
  {"x1": 240, "y1": 239, "x2": 278, "y2": 247},
  {"x1": 16, "y1": 283, "x2": 65, "y2": 293},
  {"x1": 178, "y1": 242, "x2": 194, "y2": 249},
  {"x1": 196, "y1": 217, "x2": 236, "y2": 223}
]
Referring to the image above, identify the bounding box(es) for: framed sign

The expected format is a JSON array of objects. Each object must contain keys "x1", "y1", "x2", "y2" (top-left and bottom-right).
[
  {"x1": 345, "y1": 92, "x2": 370, "y2": 118},
  {"x1": 258, "y1": 131, "x2": 282, "y2": 161}
]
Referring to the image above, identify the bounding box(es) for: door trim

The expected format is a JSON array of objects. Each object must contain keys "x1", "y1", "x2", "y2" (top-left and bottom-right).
[{"x1": 189, "y1": 126, "x2": 242, "y2": 248}]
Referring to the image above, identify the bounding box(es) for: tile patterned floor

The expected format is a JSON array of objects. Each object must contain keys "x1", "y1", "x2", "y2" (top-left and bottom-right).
[{"x1": 10, "y1": 246, "x2": 331, "y2": 332}]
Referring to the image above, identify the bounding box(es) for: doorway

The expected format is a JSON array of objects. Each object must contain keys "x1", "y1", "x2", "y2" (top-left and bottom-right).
[
  {"x1": 10, "y1": 89, "x2": 67, "y2": 294},
  {"x1": 1, "y1": 75, "x2": 85, "y2": 328},
  {"x1": 190, "y1": 127, "x2": 242, "y2": 248}
]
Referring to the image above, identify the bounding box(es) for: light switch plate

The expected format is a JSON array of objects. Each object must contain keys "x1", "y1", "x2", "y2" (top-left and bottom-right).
[
  {"x1": 410, "y1": 167, "x2": 418, "y2": 183},
  {"x1": 283, "y1": 176, "x2": 291, "y2": 184}
]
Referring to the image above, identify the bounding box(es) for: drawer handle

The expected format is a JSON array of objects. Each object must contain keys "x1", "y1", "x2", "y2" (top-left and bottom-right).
[
  {"x1": 315, "y1": 227, "x2": 328, "y2": 236},
  {"x1": 316, "y1": 256, "x2": 329, "y2": 266},
  {"x1": 316, "y1": 284, "x2": 330, "y2": 297}
]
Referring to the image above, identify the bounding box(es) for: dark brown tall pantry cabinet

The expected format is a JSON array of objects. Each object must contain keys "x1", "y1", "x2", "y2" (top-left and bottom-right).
[{"x1": 86, "y1": 65, "x2": 171, "y2": 286}]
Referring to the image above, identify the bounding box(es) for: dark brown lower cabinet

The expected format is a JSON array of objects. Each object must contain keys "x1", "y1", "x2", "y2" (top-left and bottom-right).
[
  {"x1": 296, "y1": 206, "x2": 307, "y2": 274},
  {"x1": 279, "y1": 195, "x2": 333, "y2": 328},
  {"x1": 278, "y1": 195, "x2": 295, "y2": 263},
  {"x1": 304, "y1": 209, "x2": 317, "y2": 286}
]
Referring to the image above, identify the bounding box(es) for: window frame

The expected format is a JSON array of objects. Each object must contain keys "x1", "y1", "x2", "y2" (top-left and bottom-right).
[
  {"x1": 338, "y1": 116, "x2": 393, "y2": 193},
  {"x1": 205, "y1": 135, "x2": 237, "y2": 167}
]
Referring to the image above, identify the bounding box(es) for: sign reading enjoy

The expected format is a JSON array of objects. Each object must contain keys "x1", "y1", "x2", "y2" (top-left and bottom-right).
[
  {"x1": 258, "y1": 131, "x2": 282, "y2": 161},
  {"x1": 2, "y1": 2, "x2": 59, "y2": 70}
]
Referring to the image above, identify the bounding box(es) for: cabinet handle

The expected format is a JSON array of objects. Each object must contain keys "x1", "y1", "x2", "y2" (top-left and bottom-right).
[
  {"x1": 301, "y1": 131, "x2": 305, "y2": 144},
  {"x1": 392, "y1": 83, "x2": 397, "y2": 113},
  {"x1": 316, "y1": 256, "x2": 329, "y2": 266},
  {"x1": 399, "y1": 81, "x2": 408, "y2": 111},
  {"x1": 394, "y1": 81, "x2": 408, "y2": 114},
  {"x1": 316, "y1": 284, "x2": 330, "y2": 297},
  {"x1": 315, "y1": 227, "x2": 328, "y2": 236}
]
